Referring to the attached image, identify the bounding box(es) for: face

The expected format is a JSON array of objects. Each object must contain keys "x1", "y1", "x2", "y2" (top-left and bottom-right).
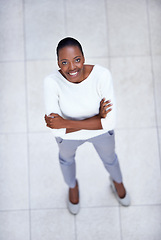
[{"x1": 58, "y1": 45, "x2": 85, "y2": 83}]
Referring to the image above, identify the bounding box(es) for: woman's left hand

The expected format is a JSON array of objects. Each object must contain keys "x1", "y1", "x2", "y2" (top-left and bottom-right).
[
  {"x1": 99, "y1": 98, "x2": 112, "y2": 118},
  {"x1": 44, "y1": 113, "x2": 66, "y2": 129}
]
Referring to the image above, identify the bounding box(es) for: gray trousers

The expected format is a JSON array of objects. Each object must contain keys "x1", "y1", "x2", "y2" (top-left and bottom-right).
[{"x1": 56, "y1": 131, "x2": 122, "y2": 188}]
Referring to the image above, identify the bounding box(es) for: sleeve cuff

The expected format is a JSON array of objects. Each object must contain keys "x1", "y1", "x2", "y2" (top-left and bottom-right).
[
  {"x1": 101, "y1": 117, "x2": 116, "y2": 131},
  {"x1": 51, "y1": 128, "x2": 66, "y2": 137}
]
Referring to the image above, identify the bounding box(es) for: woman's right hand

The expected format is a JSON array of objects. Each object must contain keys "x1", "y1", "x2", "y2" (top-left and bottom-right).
[{"x1": 99, "y1": 98, "x2": 112, "y2": 118}]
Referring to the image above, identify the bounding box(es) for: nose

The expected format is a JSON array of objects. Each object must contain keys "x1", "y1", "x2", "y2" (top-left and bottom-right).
[{"x1": 69, "y1": 61, "x2": 75, "y2": 70}]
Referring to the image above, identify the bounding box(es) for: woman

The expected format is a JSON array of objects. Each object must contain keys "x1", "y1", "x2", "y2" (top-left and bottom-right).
[{"x1": 44, "y1": 37, "x2": 130, "y2": 214}]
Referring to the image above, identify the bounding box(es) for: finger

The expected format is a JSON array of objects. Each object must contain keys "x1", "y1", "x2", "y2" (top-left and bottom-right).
[
  {"x1": 106, "y1": 108, "x2": 112, "y2": 114},
  {"x1": 104, "y1": 100, "x2": 111, "y2": 104},
  {"x1": 48, "y1": 113, "x2": 59, "y2": 118},
  {"x1": 100, "y1": 98, "x2": 106, "y2": 104},
  {"x1": 101, "y1": 101, "x2": 111, "y2": 108},
  {"x1": 102, "y1": 107, "x2": 112, "y2": 115},
  {"x1": 48, "y1": 113, "x2": 54, "y2": 118},
  {"x1": 44, "y1": 114, "x2": 49, "y2": 123},
  {"x1": 100, "y1": 99, "x2": 104, "y2": 106},
  {"x1": 103, "y1": 100, "x2": 111, "y2": 106},
  {"x1": 49, "y1": 113, "x2": 55, "y2": 116},
  {"x1": 45, "y1": 114, "x2": 52, "y2": 121},
  {"x1": 104, "y1": 103, "x2": 113, "y2": 109},
  {"x1": 47, "y1": 122, "x2": 54, "y2": 127}
]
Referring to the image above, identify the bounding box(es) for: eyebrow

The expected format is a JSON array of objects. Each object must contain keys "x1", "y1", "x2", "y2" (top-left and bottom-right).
[
  {"x1": 60, "y1": 56, "x2": 82, "y2": 62},
  {"x1": 74, "y1": 56, "x2": 81, "y2": 59},
  {"x1": 60, "y1": 59, "x2": 68, "y2": 62}
]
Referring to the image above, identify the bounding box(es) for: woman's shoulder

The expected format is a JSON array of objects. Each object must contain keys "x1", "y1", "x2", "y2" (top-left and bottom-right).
[
  {"x1": 89, "y1": 64, "x2": 112, "y2": 86},
  {"x1": 44, "y1": 70, "x2": 63, "y2": 90},
  {"x1": 85, "y1": 64, "x2": 111, "y2": 79}
]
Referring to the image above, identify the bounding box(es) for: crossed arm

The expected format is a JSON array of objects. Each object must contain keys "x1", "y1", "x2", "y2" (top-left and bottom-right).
[{"x1": 44, "y1": 98, "x2": 112, "y2": 134}]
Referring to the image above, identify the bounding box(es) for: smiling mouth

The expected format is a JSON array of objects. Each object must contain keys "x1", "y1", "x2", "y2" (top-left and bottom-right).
[{"x1": 69, "y1": 71, "x2": 78, "y2": 76}]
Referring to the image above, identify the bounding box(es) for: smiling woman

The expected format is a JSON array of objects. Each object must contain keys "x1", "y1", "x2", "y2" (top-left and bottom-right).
[{"x1": 44, "y1": 37, "x2": 130, "y2": 214}]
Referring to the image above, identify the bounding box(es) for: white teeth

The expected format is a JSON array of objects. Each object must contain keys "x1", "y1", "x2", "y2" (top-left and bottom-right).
[{"x1": 69, "y1": 72, "x2": 77, "y2": 76}]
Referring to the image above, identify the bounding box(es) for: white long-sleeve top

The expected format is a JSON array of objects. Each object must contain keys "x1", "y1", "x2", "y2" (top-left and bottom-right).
[{"x1": 44, "y1": 64, "x2": 116, "y2": 140}]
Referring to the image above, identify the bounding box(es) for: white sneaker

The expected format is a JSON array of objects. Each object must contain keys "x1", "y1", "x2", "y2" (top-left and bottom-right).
[
  {"x1": 109, "y1": 177, "x2": 131, "y2": 207},
  {"x1": 67, "y1": 197, "x2": 80, "y2": 215},
  {"x1": 67, "y1": 181, "x2": 80, "y2": 215}
]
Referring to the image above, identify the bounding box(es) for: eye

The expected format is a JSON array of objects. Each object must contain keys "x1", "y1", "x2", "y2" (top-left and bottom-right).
[
  {"x1": 62, "y1": 61, "x2": 67, "y2": 65},
  {"x1": 75, "y1": 58, "x2": 81, "y2": 63}
]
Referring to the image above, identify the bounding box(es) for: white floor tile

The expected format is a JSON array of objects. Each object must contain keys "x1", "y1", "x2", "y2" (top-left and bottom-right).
[
  {"x1": 0, "y1": 0, "x2": 24, "y2": 61},
  {"x1": 76, "y1": 207, "x2": 121, "y2": 240},
  {"x1": 29, "y1": 133, "x2": 67, "y2": 209},
  {"x1": 121, "y1": 206, "x2": 161, "y2": 240},
  {"x1": 31, "y1": 209, "x2": 75, "y2": 240},
  {"x1": 25, "y1": 0, "x2": 66, "y2": 60},
  {"x1": 66, "y1": 0, "x2": 108, "y2": 58},
  {"x1": 148, "y1": 0, "x2": 161, "y2": 55},
  {"x1": 110, "y1": 56, "x2": 156, "y2": 128},
  {"x1": 107, "y1": 0, "x2": 150, "y2": 56},
  {"x1": 153, "y1": 56, "x2": 161, "y2": 127},
  {"x1": 115, "y1": 128, "x2": 161, "y2": 205},
  {"x1": 0, "y1": 134, "x2": 29, "y2": 210},
  {"x1": 26, "y1": 60, "x2": 57, "y2": 132},
  {"x1": 0, "y1": 211, "x2": 30, "y2": 240},
  {"x1": 0, "y1": 62, "x2": 27, "y2": 133}
]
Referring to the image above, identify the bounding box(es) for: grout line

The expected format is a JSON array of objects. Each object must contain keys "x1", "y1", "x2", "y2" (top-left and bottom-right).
[
  {"x1": 146, "y1": 0, "x2": 161, "y2": 174},
  {"x1": 0, "y1": 59, "x2": 55, "y2": 63},
  {"x1": 106, "y1": 54, "x2": 161, "y2": 58},
  {"x1": 119, "y1": 206, "x2": 123, "y2": 240},
  {"x1": 74, "y1": 215, "x2": 77, "y2": 240},
  {"x1": 63, "y1": 0, "x2": 68, "y2": 36},
  {"x1": 0, "y1": 209, "x2": 31, "y2": 213},
  {"x1": 0, "y1": 126, "x2": 160, "y2": 135},
  {"x1": 2, "y1": 54, "x2": 161, "y2": 63},
  {"x1": 1, "y1": 203, "x2": 161, "y2": 213},
  {"x1": 22, "y1": 1, "x2": 32, "y2": 240},
  {"x1": 115, "y1": 126, "x2": 161, "y2": 131},
  {"x1": 0, "y1": 59, "x2": 26, "y2": 63},
  {"x1": 0, "y1": 131, "x2": 49, "y2": 135},
  {"x1": 104, "y1": 0, "x2": 111, "y2": 68}
]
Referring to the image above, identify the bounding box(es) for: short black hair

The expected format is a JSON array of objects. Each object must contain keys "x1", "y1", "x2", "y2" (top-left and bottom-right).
[{"x1": 56, "y1": 37, "x2": 84, "y2": 59}]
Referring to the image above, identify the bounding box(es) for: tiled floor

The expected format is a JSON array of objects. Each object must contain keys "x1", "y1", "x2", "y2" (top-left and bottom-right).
[{"x1": 0, "y1": 0, "x2": 161, "y2": 239}]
